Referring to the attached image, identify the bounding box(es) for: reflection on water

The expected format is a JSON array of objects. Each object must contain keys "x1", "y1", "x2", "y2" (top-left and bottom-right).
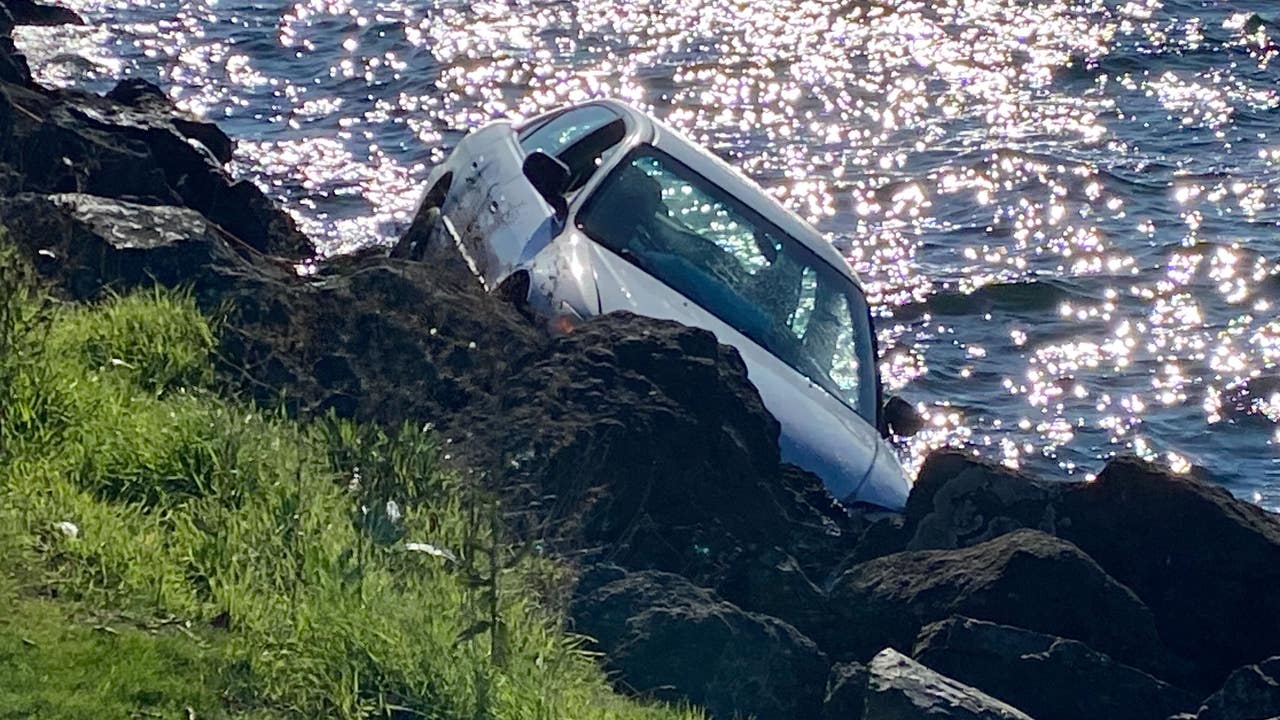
[{"x1": 16, "y1": 0, "x2": 1280, "y2": 504}]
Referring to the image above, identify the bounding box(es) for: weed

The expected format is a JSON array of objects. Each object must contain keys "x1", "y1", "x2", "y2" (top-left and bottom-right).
[{"x1": 0, "y1": 241, "x2": 698, "y2": 720}]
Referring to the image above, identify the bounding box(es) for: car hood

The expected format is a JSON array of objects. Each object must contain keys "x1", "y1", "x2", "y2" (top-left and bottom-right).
[{"x1": 530, "y1": 233, "x2": 909, "y2": 510}]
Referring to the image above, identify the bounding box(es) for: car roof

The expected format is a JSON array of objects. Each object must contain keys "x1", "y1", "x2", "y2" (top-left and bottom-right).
[{"x1": 581, "y1": 99, "x2": 866, "y2": 290}]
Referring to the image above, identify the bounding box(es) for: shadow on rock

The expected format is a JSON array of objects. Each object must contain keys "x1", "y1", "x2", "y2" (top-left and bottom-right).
[
  {"x1": 571, "y1": 565, "x2": 829, "y2": 720},
  {"x1": 913, "y1": 616, "x2": 1198, "y2": 720},
  {"x1": 824, "y1": 528, "x2": 1163, "y2": 673},
  {"x1": 904, "y1": 450, "x2": 1280, "y2": 690}
]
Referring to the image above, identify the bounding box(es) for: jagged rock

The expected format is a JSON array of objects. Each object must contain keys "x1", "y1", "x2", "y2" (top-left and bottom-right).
[
  {"x1": 217, "y1": 251, "x2": 543, "y2": 421},
  {"x1": 0, "y1": 0, "x2": 84, "y2": 26},
  {"x1": 710, "y1": 545, "x2": 829, "y2": 641},
  {"x1": 451, "y1": 311, "x2": 860, "y2": 593},
  {"x1": 103, "y1": 79, "x2": 234, "y2": 163},
  {"x1": 0, "y1": 3, "x2": 29, "y2": 85},
  {"x1": 0, "y1": 73, "x2": 310, "y2": 257},
  {"x1": 0, "y1": 192, "x2": 290, "y2": 301},
  {"x1": 862, "y1": 648, "x2": 1033, "y2": 720},
  {"x1": 1195, "y1": 657, "x2": 1280, "y2": 720},
  {"x1": 912, "y1": 617, "x2": 1197, "y2": 720},
  {"x1": 571, "y1": 566, "x2": 829, "y2": 720},
  {"x1": 904, "y1": 452, "x2": 1280, "y2": 688},
  {"x1": 1057, "y1": 457, "x2": 1280, "y2": 688},
  {"x1": 903, "y1": 450, "x2": 1062, "y2": 552},
  {"x1": 822, "y1": 662, "x2": 868, "y2": 720},
  {"x1": 825, "y1": 529, "x2": 1162, "y2": 671}
]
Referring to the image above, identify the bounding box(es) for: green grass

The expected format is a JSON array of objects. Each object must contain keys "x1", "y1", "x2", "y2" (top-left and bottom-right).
[{"x1": 0, "y1": 241, "x2": 696, "y2": 720}]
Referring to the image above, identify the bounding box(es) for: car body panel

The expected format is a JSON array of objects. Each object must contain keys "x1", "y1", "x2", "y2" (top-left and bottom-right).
[
  {"x1": 419, "y1": 100, "x2": 912, "y2": 510},
  {"x1": 436, "y1": 121, "x2": 559, "y2": 289}
]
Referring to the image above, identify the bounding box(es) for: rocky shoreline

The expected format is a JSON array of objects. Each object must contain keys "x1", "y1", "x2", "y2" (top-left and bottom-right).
[{"x1": 4, "y1": 5, "x2": 1280, "y2": 719}]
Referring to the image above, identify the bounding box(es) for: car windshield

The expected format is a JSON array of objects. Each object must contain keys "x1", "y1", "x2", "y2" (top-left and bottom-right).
[
  {"x1": 577, "y1": 146, "x2": 879, "y2": 420},
  {"x1": 518, "y1": 104, "x2": 625, "y2": 192}
]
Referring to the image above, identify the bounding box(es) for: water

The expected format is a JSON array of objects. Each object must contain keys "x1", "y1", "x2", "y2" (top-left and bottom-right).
[{"x1": 15, "y1": 0, "x2": 1280, "y2": 505}]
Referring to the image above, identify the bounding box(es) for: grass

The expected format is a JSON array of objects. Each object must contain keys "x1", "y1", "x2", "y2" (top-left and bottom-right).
[{"x1": 0, "y1": 241, "x2": 696, "y2": 720}]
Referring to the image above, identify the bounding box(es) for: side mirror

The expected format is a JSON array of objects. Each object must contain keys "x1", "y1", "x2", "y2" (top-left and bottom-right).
[
  {"x1": 523, "y1": 151, "x2": 571, "y2": 216},
  {"x1": 883, "y1": 395, "x2": 923, "y2": 438}
]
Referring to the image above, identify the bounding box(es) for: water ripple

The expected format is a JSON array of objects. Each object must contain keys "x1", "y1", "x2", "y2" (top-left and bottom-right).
[{"x1": 15, "y1": 0, "x2": 1280, "y2": 503}]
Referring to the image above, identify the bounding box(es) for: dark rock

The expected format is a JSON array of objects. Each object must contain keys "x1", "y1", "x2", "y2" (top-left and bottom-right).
[
  {"x1": 913, "y1": 616, "x2": 1198, "y2": 720},
  {"x1": 884, "y1": 395, "x2": 924, "y2": 437},
  {"x1": 715, "y1": 545, "x2": 829, "y2": 641},
  {"x1": 571, "y1": 566, "x2": 829, "y2": 720},
  {"x1": 1056, "y1": 457, "x2": 1280, "y2": 687},
  {"x1": 1196, "y1": 657, "x2": 1280, "y2": 720},
  {"x1": 0, "y1": 74, "x2": 309, "y2": 257},
  {"x1": 825, "y1": 529, "x2": 1162, "y2": 671},
  {"x1": 450, "y1": 310, "x2": 861, "y2": 596},
  {"x1": 1, "y1": 0, "x2": 84, "y2": 26},
  {"x1": 0, "y1": 192, "x2": 289, "y2": 302},
  {"x1": 217, "y1": 251, "x2": 543, "y2": 422},
  {"x1": 845, "y1": 509, "x2": 911, "y2": 565},
  {"x1": 903, "y1": 452, "x2": 1280, "y2": 688},
  {"x1": 822, "y1": 662, "x2": 868, "y2": 720},
  {"x1": 903, "y1": 449, "x2": 1062, "y2": 552},
  {"x1": 0, "y1": 3, "x2": 30, "y2": 85},
  {"x1": 104, "y1": 79, "x2": 235, "y2": 163},
  {"x1": 862, "y1": 648, "x2": 1033, "y2": 720}
]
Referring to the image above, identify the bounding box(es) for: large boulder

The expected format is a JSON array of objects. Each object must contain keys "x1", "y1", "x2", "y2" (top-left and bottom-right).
[
  {"x1": 903, "y1": 450, "x2": 1063, "y2": 552},
  {"x1": 102, "y1": 79, "x2": 234, "y2": 164},
  {"x1": 862, "y1": 648, "x2": 1034, "y2": 720},
  {"x1": 824, "y1": 529, "x2": 1163, "y2": 672},
  {"x1": 571, "y1": 566, "x2": 829, "y2": 720},
  {"x1": 715, "y1": 543, "x2": 831, "y2": 642},
  {"x1": 0, "y1": 0, "x2": 85, "y2": 26},
  {"x1": 904, "y1": 452, "x2": 1280, "y2": 687},
  {"x1": 0, "y1": 192, "x2": 288, "y2": 302},
  {"x1": 1194, "y1": 657, "x2": 1280, "y2": 720},
  {"x1": 1058, "y1": 458, "x2": 1280, "y2": 688},
  {"x1": 822, "y1": 662, "x2": 869, "y2": 720},
  {"x1": 913, "y1": 616, "x2": 1197, "y2": 720},
  {"x1": 0, "y1": 3, "x2": 30, "y2": 85},
  {"x1": 0, "y1": 73, "x2": 309, "y2": 257},
  {"x1": 450, "y1": 310, "x2": 859, "y2": 594},
  {"x1": 217, "y1": 250, "x2": 544, "y2": 421}
]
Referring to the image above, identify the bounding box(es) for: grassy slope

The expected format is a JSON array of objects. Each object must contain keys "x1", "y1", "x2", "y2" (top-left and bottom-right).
[{"x1": 0, "y1": 245, "x2": 694, "y2": 720}]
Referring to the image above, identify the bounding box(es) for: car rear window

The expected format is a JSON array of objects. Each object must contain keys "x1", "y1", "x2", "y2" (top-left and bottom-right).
[
  {"x1": 577, "y1": 146, "x2": 879, "y2": 420},
  {"x1": 519, "y1": 105, "x2": 625, "y2": 192}
]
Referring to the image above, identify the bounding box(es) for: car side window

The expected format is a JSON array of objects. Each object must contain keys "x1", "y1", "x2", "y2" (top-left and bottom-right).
[
  {"x1": 790, "y1": 266, "x2": 862, "y2": 393},
  {"x1": 518, "y1": 105, "x2": 625, "y2": 191}
]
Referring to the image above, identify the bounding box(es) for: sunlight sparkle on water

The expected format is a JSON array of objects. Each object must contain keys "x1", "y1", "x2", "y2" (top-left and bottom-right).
[{"x1": 15, "y1": 0, "x2": 1280, "y2": 496}]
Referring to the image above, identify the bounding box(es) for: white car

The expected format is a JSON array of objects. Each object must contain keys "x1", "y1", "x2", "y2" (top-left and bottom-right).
[{"x1": 398, "y1": 100, "x2": 912, "y2": 511}]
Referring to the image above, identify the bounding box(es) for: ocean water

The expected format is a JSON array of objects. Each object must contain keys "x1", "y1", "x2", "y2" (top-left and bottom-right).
[{"x1": 14, "y1": 0, "x2": 1280, "y2": 505}]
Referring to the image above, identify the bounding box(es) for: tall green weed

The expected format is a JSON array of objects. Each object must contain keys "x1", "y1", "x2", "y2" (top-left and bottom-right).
[{"x1": 0, "y1": 246, "x2": 694, "y2": 720}]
